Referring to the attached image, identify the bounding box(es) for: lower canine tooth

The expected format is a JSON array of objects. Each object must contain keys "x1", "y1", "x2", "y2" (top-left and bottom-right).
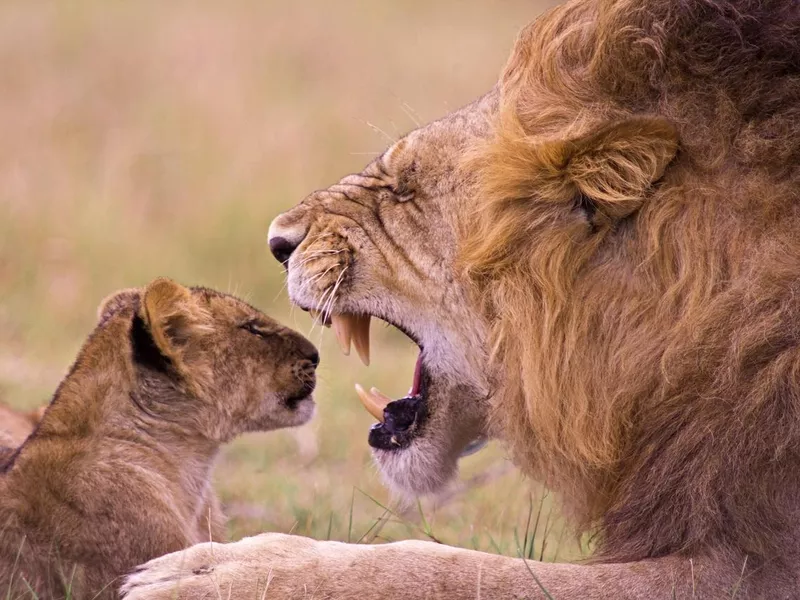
[
  {"x1": 370, "y1": 387, "x2": 393, "y2": 404},
  {"x1": 355, "y1": 383, "x2": 389, "y2": 422}
]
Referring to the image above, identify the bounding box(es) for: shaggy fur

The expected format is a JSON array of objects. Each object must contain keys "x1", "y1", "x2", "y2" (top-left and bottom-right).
[
  {"x1": 123, "y1": 1, "x2": 800, "y2": 598},
  {"x1": 463, "y1": 0, "x2": 800, "y2": 566},
  {"x1": 0, "y1": 278, "x2": 317, "y2": 599}
]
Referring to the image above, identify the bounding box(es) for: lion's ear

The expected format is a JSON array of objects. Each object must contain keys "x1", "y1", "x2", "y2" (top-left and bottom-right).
[
  {"x1": 139, "y1": 278, "x2": 210, "y2": 362},
  {"x1": 96, "y1": 288, "x2": 141, "y2": 325},
  {"x1": 559, "y1": 116, "x2": 678, "y2": 220}
]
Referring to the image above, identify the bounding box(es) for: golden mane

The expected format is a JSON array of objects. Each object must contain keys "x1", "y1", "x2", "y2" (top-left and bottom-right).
[{"x1": 462, "y1": 0, "x2": 800, "y2": 562}]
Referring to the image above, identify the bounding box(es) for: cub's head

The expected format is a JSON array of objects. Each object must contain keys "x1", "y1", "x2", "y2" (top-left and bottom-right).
[{"x1": 96, "y1": 278, "x2": 318, "y2": 441}]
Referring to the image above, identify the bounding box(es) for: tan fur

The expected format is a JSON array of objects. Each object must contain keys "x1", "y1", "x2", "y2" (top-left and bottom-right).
[
  {"x1": 124, "y1": 1, "x2": 800, "y2": 598},
  {"x1": 1, "y1": 278, "x2": 318, "y2": 599}
]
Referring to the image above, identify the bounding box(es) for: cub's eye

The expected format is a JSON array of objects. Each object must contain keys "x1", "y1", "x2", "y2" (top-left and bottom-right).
[{"x1": 241, "y1": 321, "x2": 268, "y2": 338}]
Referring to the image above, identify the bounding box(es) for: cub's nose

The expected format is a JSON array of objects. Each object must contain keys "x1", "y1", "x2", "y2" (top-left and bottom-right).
[
  {"x1": 268, "y1": 213, "x2": 308, "y2": 266},
  {"x1": 291, "y1": 332, "x2": 320, "y2": 369}
]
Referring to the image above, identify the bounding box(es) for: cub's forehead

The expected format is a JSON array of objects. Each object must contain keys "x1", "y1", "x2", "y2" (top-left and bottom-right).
[{"x1": 192, "y1": 288, "x2": 272, "y2": 321}]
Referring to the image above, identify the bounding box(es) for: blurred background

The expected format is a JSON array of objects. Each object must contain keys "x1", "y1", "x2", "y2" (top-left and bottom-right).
[{"x1": 0, "y1": 0, "x2": 586, "y2": 560}]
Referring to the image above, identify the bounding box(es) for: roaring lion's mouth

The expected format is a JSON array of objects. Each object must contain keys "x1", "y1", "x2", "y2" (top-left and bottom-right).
[
  {"x1": 363, "y1": 354, "x2": 429, "y2": 451},
  {"x1": 305, "y1": 308, "x2": 487, "y2": 456}
]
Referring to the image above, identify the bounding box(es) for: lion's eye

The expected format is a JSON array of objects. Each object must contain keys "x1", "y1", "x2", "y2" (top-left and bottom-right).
[
  {"x1": 241, "y1": 321, "x2": 268, "y2": 338},
  {"x1": 392, "y1": 182, "x2": 415, "y2": 202}
]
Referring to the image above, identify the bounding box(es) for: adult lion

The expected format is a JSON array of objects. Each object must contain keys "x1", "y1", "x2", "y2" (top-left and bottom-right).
[{"x1": 123, "y1": 0, "x2": 800, "y2": 598}]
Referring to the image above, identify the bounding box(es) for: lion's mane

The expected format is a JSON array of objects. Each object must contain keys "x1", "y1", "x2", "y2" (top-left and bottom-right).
[{"x1": 462, "y1": 0, "x2": 800, "y2": 565}]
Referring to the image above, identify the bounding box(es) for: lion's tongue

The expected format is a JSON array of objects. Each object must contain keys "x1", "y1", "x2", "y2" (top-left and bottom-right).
[
  {"x1": 356, "y1": 352, "x2": 423, "y2": 422},
  {"x1": 410, "y1": 352, "x2": 423, "y2": 396}
]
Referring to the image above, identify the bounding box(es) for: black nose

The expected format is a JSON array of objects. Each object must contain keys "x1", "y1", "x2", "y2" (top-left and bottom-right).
[
  {"x1": 295, "y1": 336, "x2": 320, "y2": 369},
  {"x1": 269, "y1": 236, "x2": 298, "y2": 265}
]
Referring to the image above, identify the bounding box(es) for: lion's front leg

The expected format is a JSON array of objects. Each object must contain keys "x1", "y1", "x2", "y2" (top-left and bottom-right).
[
  {"x1": 121, "y1": 533, "x2": 550, "y2": 600},
  {"x1": 122, "y1": 533, "x2": 744, "y2": 600}
]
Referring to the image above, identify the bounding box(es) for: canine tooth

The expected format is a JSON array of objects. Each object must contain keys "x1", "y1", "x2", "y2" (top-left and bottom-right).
[
  {"x1": 331, "y1": 313, "x2": 352, "y2": 355},
  {"x1": 370, "y1": 387, "x2": 393, "y2": 404},
  {"x1": 352, "y1": 314, "x2": 371, "y2": 366},
  {"x1": 355, "y1": 383, "x2": 389, "y2": 422}
]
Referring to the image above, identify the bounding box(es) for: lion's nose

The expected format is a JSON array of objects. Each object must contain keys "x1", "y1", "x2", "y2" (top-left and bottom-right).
[
  {"x1": 268, "y1": 213, "x2": 308, "y2": 265},
  {"x1": 268, "y1": 236, "x2": 298, "y2": 265}
]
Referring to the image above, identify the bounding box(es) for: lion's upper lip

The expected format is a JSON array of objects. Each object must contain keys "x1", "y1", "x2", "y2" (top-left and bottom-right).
[
  {"x1": 303, "y1": 307, "x2": 422, "y2": 360},
  {"x1": 300, "y1": 304, "x2": 428, "y2": 424}
]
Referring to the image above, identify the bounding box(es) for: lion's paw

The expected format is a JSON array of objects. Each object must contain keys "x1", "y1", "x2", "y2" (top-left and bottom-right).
[{"x1": 121, "y1": 533, "x2": 320, "y2": 599}]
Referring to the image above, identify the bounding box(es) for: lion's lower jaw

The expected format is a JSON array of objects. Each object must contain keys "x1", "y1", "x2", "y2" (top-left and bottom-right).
[{"x1": 372, "y1": 440, "x2": 460, "y2": 498}]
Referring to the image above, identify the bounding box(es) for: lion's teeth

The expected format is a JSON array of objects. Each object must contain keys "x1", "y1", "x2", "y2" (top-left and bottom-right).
[
  {"x1": 331, "y1": 313, "x2": 352, "y2": 355},
  {"x1": 352, "y1": 314, "x2": 371, "y2": 366},
  {"x1": 355, "y1": 383, "x2": 389, "y2": 422},
  {"x1": 330, "y1": 313, "x2": 369, "y2": 362},
  {"x1": 309, "y1": 309, "x2": 330, "y2": 328},
  {"x1": 370, "y1": 387, "x2": 393, "y2": 404}
]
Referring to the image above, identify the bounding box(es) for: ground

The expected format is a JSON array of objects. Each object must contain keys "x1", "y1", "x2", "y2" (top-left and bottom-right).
[{"x1": 0, "y1": 0, "x2": 584, "y2": 561}]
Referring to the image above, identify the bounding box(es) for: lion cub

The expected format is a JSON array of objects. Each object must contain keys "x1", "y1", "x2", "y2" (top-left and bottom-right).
[{"x1": 0, "y1": 278, "x2": 318, "y2": 599}]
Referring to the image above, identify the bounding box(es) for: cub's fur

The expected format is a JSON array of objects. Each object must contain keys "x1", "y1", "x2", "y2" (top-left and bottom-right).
[{"x1": 0, "y1": 278, "x2": 318, "y2": 599}]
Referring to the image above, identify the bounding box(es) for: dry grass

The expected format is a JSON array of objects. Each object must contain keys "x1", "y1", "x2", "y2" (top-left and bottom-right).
[{"x1": 0, "y1": 0, "x2": 584, "y2": 561}]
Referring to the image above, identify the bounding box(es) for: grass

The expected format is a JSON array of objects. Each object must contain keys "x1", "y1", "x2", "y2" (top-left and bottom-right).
[{"x1": 0, "y1": 0, "x2": 584, "y2": 571}]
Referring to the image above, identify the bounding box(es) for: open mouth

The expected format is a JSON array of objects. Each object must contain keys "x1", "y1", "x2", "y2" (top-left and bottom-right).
[
  {"x1": 362, "y1": 353, "x2": 429, "y2": 451},
  {"x1": 306, "y1": 309, "x2": 487, "y2": 456}
]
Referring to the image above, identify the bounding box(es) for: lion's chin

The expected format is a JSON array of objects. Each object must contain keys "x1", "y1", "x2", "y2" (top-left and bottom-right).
[
  {"x1": 372, "y1": 434, "x2": 489, "y2": 498},
  {"x1": 368, "y1": 383, "x2": 489, "y2": 497},
  {"x1": 372, "y1": 436, "x2": 462, "y2": 497}
]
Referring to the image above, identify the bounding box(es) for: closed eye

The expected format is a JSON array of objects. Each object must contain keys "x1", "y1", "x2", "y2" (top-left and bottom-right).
[
  {"x1": 240, "y1": 321, "x2": 268, "y2": 338},
  {"x1": 392, "y1": 182, "x2": 415, "y2": 202},
  {"x1": 373, "y1": 156, "x2": 415, "y2": 202}
]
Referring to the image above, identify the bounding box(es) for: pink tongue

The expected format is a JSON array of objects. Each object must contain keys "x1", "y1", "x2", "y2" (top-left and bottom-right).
[{"x1": 410, "y1": 352, "x2": 423, "y2": 396}]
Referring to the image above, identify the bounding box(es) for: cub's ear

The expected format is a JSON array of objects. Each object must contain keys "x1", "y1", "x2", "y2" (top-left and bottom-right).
[
  {"x1": 557, "y1": 116, "x2": 678, "y2": 220},
  {"x1": 139, "y1": 277, "x2": 210, "y2": 362},
  {"x1": 96, "y1": 288, "x2": 141, "y2": 325}
]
